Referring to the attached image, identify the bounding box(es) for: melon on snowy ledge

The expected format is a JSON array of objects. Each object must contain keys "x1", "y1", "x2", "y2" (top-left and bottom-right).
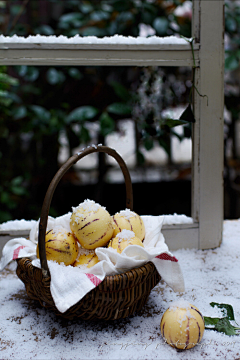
[{"x1": 0, "y1": 34, "x2": 199, "y2": 66}]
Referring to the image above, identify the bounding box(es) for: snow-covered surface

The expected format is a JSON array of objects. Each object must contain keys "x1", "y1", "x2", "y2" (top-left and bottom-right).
[
  {"x1": 0, "y1": 219, "x2": 240, "y2": 359},
  {"x1": 0, "y1": 214, "x2": 193, "y2": 232},
  {"x1": 0, "y1": 34, "x2": 191, "y2": 45},
  {"x1": 0, "y1": 219, "x2": 37, "y2": 231},
  {"x1": 161, "y1": 214, "x2": 193, "y2": 225}
]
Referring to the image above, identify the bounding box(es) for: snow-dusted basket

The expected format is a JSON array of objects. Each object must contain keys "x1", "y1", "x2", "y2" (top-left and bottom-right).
[{"x1": 16, "y1": 145, "x2": 161, "y2": 320}]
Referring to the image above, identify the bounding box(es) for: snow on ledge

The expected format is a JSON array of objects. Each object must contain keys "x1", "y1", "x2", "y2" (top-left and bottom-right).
[
  {"x1": 0, "y1": 34, "x2": 191, "y2": 45},
  {"x1": 0, "y1": 219, "x2": 37, "y2": 231},
  {"x1": 162, "y1": 214, "x2": 193, "y2": 225},
  {"x1": 0, "y1": 214, "x2": 193, "y2": 232}
]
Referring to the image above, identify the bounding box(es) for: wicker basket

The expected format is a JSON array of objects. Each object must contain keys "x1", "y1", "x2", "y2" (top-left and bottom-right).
[{"x1": 16, "y1": 145, "x2": 161, "y2": 321}]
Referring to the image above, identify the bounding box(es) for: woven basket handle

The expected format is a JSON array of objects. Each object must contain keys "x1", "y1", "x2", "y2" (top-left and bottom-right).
[{"x1": 38, "y1": 145, "x2": 133, "y2": 277}]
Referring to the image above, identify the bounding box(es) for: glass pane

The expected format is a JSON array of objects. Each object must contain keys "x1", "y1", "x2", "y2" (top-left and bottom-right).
[
  {"x1": 0, "y1": 0, "x2": 192, "y2": 39},
  {"x1": 1, "y1": 64, "x2": 192, "y2": 222}
]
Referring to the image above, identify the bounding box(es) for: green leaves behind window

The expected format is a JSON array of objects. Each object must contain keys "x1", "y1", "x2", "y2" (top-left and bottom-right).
[
  {"x1": 153, "y1": 17, "x2": 169, "y2": 36},
  {"x1": 100, "y1": 112, "x2": 115, "y2": 137},
  {"x1": 46, "y1": 68, "x2": 66, "y2": 85},
  {"x1": 66, "y1": 106, "x2": 99, "y2": 124},
  {"x1": 107, "y1": 102, "x2": 132, "y2": 116}
]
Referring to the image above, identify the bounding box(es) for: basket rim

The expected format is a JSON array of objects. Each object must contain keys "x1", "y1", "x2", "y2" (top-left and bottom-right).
[{"x1": 17, "y1": 256, "x2": 159, "y2": 289}]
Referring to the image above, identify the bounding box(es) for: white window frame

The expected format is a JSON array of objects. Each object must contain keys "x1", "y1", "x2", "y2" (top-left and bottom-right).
[{"x1": 0, "y1": 0, "x2": 224, "y2": 250}]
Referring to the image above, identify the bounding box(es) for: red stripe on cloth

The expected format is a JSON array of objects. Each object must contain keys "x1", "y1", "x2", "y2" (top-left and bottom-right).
[
  {"x1": 85, "y1": 273, "x2": 102, "y2": 287},
  {"x1": 156, "y1": 253, "x2": 178, "y2": 262},
  {"x1": 13, "y1": 245, "x2": 25, "y2": 260}
]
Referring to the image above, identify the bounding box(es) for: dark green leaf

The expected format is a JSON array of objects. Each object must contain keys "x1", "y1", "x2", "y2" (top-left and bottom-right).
[
  {"x1": 225, "y1": 54, "x2": 239, "y2": 71},
  {"x1": 15, "y1": 65, "x2": 27, "y2": 77},
  {"x1": 68, "y1": 68, "x2": 83, "y2": 80},
  {"x1": 107, "y1": 102, "x2": 131, "y2": 116},
  {"x1": 137, "y1": 150, "x2": 145, "y2": 165},
  {"x1": 68, "y1": 29, "x2": 82, "y2": 37},
  {"x1": 116, "y1": 11, "x2": 134, "y2": 23},
  {"x1": 58, "y1": 11, "x2": 84, "y2": 30},
  {"x1": 171, "y1": 129, "x2": 183, "y2": 142},
  {"x1": 24, "y1": 67, "x2": 39, "y2": 82},
  {"x1": 79, "y1": 3, "x2": 94, "y2": 14},
  {"x1": 179, "y1": 104, "x2": 195, "y2": 123},
  {"x1": 0, "y1": 127, "x2": 9, "y2": 138},
  {"x1": 204, "y1": 317, "x2": 220, "y2": 326},
  {"x1": 141, "y1": 2, "x2": 157, "y2": 14},
  {"x1": 101, "y1": 3, "x2": 113, "y2": 13},
  {"x1": 158, "y1": 138, "x2": 171, "y2": 157},
  {"x1": 7, "y1": 92, "x2": 21, "y2": 104},
  {"x1": 81, "y1": 27, "x2": 107, "y2": 37},
  {"x1": 90, "y1": 10, "x2": 111, "y2": 21},
  {"x1": 109, "y1": 81, "x2": 131, "y2": 102},
  {"x1": 0, "y1": 210, "x2": 12, "y2": 223},
  {"x1": 141, "y1": 11, "x2": 154, "y2": 25},
  {"x1": 183, "y1": 124, "x2": 192, "y2": 138},
  {"x1": 66, "y1": 127, "x2": 81, "y2": 149},
  {"x1": 204, "y1": 317, "x2": 240, "y2": 335},
  {"x1": 0, "y1": 90, "x2": 12, "y2": 106},
  {"x1": 1, "y1": 192, "x2": 9, "y2": 204},
  {"x1": 163, "y1": 118, "x2": 189, "y2": 128},
  {"x1": 153, "y1": 17, "x2": 169, "y2": 36},
  {"x1": 0, "y1": 73, "x2": 19, "y2": 87},
  {"x1": 215, "y1": 318, "x2": 239, "y2": 336},
  {"x1": 13, "y1": 106, "x2": 27, "y2": 120},
  {"x1": 0, "y1": 89, "x2": 9, "y2": 97},
  {"x1": 46, "y1": 68, "x2": 65, "y2": 85},
  {"x1": 59, "y1": 12, "x2": 83, "y2": 24},
  {"x1": 11, "y1": 176, "x2": 23, "y2": 187},
  {"x1": 34, "y1": 24, "x2": 55, "y2": 35},
  {"x1": 80, "y1": 126, "x2": 91, "y2": 143},
  {"x1": 144, "y1": 137, "x2": 154, "y2": 151},
  {"x1": 10, "y1": 4, "x2": 24, "y2": 16},
  {"x1": 11, "y1": 186, "x2": 26, "y2": 196},
  {"x1": 210, "y1": 302, "x2": 235, "y2": 321},
  {"x1": 30, "y1": 105, "x2": 51, "y2": 122},
  {"x1": 204, "y1": 303, "x2": 240, "y2": 336},
  {"x1": 225, "y1": 16, "x2": 237, "y2": 33},
  {"x1": 100, "y1": 112, "x2": 115, "y2": 136},
  {"x1": 22, "y1": 84, "x2": 41, "y2": 95},
  {"x1": 110, "y1": 1, "x2": 130, "y2": 12},
  {"x1": 66, "y1": 106, "x2": 99, "y2": 123}
]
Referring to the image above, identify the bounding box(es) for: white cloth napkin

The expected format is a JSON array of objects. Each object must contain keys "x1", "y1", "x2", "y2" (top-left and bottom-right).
[{"x1": 0, "y1": 214, "x2": 185, "y2": 313}]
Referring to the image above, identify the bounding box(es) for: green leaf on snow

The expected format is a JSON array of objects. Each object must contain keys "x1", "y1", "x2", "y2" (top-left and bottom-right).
[
  {"x1": 210, "y1": 302, "x2": 235, "y2": 321},
  {"x1": 204, "y1": 302, "x2": 240, "y2": 336}
]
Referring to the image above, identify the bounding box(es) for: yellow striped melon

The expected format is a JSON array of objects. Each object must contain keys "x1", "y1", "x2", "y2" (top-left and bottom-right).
[
  {"x1": 36, "y1": 228, "x2": 79, "y2": 266},
  {"x1": 160, "y1": 300, "x2": 205, "y2": 350},
  {"x1": 70, "y1": 199, "x2": 114, "y2": 249},
  {"x1": 112, "y1": 209, "x2": 145, "y2": 241},
  {"x1": 108, "y1": 229, "x2": 144, "y2": 253}
]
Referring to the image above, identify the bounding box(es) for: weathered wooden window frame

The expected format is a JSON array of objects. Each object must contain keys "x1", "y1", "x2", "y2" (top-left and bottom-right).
[{"x1": 0, "y1": 0, "x2": 224, "y2": 250}]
